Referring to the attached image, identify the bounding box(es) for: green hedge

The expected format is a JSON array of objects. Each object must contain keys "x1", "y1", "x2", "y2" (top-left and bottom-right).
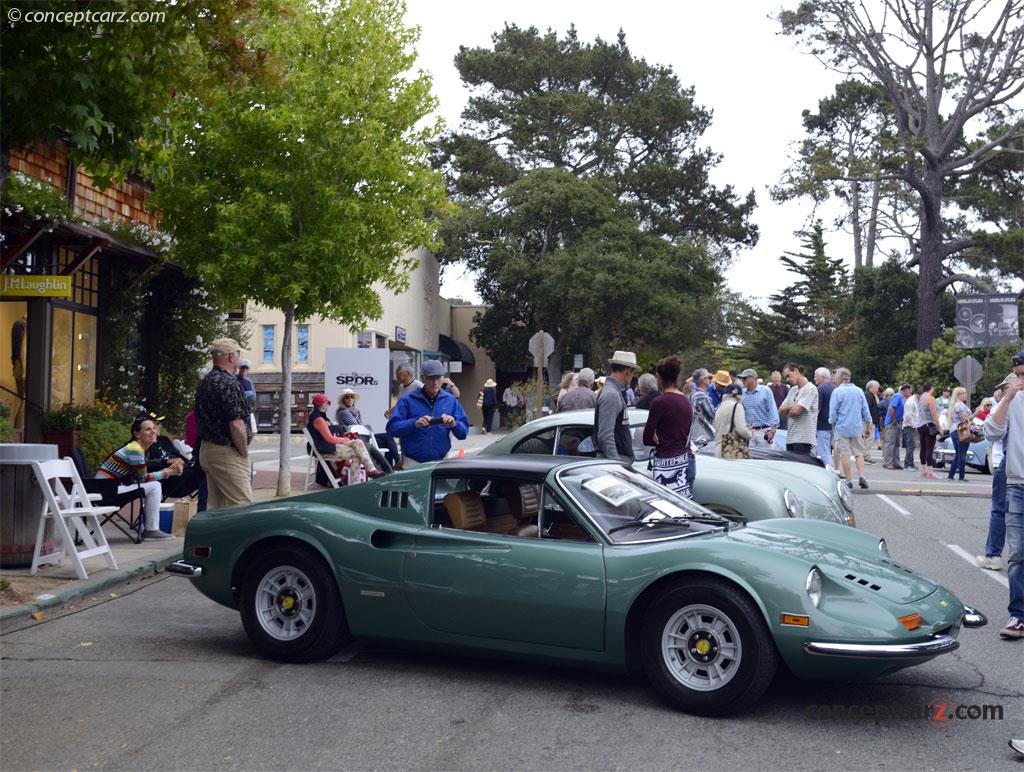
[{"x1": 78, "y1": 418, "x2": 132, "y2": 473}]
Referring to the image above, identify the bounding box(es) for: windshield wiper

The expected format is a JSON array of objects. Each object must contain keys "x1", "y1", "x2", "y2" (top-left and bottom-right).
[{"x1": 606, "y1": 517, "x2": 692, "y2": 535}]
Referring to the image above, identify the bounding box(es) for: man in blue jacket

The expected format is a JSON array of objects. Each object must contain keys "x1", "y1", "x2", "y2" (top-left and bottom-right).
[{"x1": 386, "y1": 359, "x2": 469, "y2": 466}]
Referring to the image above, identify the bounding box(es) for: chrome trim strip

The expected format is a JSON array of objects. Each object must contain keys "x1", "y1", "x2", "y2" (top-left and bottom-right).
[
  {"x1": 802, "y1": 634, "x2": 959, "y2": 659},
  {"x1": 166, "y1": 560, "x2": 203, "y2": 578}
]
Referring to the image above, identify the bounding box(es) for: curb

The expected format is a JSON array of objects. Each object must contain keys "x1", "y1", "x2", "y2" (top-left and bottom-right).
[
  {"x1": 0, "y1": 546, "x2": 182, "y2": 626},
  {"x1": 856, "y1": 487, "x2": 989, "y2": 498}
]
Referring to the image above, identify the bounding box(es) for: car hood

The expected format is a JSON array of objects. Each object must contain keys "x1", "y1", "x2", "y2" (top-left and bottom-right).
[{"x1": 727, "y1": 524, "x2": 937, "y2": 604}]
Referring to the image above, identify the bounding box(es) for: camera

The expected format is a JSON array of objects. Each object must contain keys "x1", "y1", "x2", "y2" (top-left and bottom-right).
[{"x1": 429, "y1": 416, "x2": 445, "y2": 425}]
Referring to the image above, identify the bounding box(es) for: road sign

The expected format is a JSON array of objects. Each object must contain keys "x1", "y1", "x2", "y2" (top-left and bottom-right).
[
  {"x1": 528, "y1": 331, "x2": 555, "y2": 367},
  {"x1": 955, "y1": 295, "x2": 1020, "y2": 349},
  {"x1": 953, "y1": 355, "x2": 983, "y2": 396}
]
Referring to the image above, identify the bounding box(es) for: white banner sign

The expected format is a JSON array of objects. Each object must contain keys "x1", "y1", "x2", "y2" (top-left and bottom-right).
[{"x1": 324, "y1": 348, "x2": 391, "y2": 433}]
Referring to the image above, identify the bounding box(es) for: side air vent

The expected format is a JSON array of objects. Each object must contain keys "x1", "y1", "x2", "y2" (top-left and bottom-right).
[{"x1": 844, "y1": 573, "x2": 881, "y2": 592}]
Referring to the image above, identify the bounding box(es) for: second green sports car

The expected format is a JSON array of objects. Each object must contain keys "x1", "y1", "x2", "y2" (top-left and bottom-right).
[{"x1": 169, "y1": 456, "x2": 986, "y2": 716}]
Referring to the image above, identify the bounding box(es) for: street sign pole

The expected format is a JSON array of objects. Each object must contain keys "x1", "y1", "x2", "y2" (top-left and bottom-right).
[{"x1": 536, "y1": 337, "x2": 545, "y2": 417}]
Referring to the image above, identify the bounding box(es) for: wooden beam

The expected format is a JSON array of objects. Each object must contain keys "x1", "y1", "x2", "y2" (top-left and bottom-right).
[
  {"x1": 123, "y1": 258, "x2": 160, "y2": 291},
  {"x1": 61, "y1": 238, "x2": 109, "y2": 275},
  {"x1": 0, "y1": 225, "x2": 48, "y2": 270}
]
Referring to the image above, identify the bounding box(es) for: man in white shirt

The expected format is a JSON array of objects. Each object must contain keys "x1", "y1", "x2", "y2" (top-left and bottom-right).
[{"x1": 902, "y1": 388, "x2": 920, "y2": 470}]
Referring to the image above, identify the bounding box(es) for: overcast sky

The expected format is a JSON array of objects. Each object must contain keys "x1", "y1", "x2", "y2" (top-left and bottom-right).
[{"x1": 405, "y1": 0, "x2": 850, "y2": 307}]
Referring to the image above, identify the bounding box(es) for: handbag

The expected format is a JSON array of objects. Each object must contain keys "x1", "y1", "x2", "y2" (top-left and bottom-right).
[
  {"x1": 720, "y1": 402, "x2": 750, "y2": 460},
  {"x1": 956, "y1": 420, "x2": 985, "y2": 444},
  {"x1": 927, "y1": 422, "x2": 939, "y2": 437}
]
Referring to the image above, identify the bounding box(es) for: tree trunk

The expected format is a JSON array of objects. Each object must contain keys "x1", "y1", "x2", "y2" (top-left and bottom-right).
[
  {"x1": 864, "y1": 178, "x2": 881, "y2": 268},
  {"x1": 915, "y1": 174, "x2": 944, "y2": 350},
  {"x1": 276, "y1": 302, "x2": 294, "y2": 498},
  {"x1": 547, "y1": 330, "x2": 566, "y2": 387},
  {"x1": 850, "y1": 178, "x2": 862, "y2": 270}
]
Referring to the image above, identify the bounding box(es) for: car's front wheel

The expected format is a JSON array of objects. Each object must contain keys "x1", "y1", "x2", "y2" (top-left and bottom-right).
[
  {"x1": 239, "y1": 546, "x2": 350, "y2": 662},
  {"x1": 642, "y1": 578, "x2": 777, "y2": 716}
]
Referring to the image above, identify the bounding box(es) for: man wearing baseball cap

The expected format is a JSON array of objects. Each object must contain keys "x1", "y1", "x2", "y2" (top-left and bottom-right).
[
  {"x1": 984, "y1": 351, "x2": 1024, "y2": 639},
  {"x1": 386, "y1": 359, "x2": 469, "y2": 466},
  {"x1": 195, "y1": 337, "x2": 253, "y2": 508}
]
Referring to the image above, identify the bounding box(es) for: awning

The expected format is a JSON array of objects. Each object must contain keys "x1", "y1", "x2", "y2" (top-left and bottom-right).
[{"x1": 438, "y1": 334, "x2": 476, "y2": 365}]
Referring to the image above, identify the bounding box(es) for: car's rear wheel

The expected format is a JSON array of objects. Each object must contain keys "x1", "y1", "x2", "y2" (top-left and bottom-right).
[
  {"x1": 239, "y1": 546, "x2": 349, "y2": 662},
  {"x1": 642, "y1": 578, "x2": 777, "y2": 716}
]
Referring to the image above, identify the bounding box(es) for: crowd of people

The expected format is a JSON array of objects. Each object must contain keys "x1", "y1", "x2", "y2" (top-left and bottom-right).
[{"x1": 545, "y1": 347, "x2": 1023, "y2": 642}]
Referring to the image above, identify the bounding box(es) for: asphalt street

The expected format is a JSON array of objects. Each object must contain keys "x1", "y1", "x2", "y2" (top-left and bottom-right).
[{"x1": 1, "y1": 484, "x2": 1021, "y2": 771}]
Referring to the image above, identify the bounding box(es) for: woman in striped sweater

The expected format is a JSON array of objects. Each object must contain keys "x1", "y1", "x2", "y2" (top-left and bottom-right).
[{"x1": 96, "y1": 416, "x2": 182, "y2": 539}]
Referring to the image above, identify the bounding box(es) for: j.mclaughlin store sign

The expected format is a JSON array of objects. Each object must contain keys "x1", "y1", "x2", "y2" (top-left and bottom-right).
[{"x1": 0, "y1": 275, "x2": 73, "y2": 298}]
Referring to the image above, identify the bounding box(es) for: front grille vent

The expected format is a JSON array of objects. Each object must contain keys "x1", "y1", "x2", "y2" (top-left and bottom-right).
[{"x1": 844, "y1": 573, "x2": 882, "y2": 592}]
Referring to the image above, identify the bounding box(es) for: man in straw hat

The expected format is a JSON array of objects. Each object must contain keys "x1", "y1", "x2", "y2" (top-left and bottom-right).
[
  {"x1": 195, "y1": 337, "x2": 254, "y2": 509},
  {"x1": 594, "y1": 351, "x2": 638, "y2": 462},
  {"x1": 705, "y1": 369, "x2": 733, "y2": 410}
]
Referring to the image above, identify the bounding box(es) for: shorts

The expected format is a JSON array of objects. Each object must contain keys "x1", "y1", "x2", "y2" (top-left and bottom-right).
[{"x1": 835, "y1": 434, "x2": 865, "y2": 456}]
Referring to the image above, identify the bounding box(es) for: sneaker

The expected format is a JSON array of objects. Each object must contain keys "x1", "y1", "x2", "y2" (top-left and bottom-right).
[
  {"x1": 845, "y1": 480, "x2": 853, "y2": 489},
  {"x1": 366, "y1": 468, "x2": 384, "y2": 479},
  {"x1": 976, "y1": 555, "x2": 1006, "y2": 570},
  {"x1": 883, "y1": 464, "x2": 897, "y2": 470},
  {"x1": 859, "y1": 477, "x2": 869, "y2": 489},
  {"x1": 142, "y1": 529, "x2": 174, "y2": 540},
  {"x1": 999, "y1": 617, "x2": 1024, "y2": 639},
  {"x1": 1010, "y1": 739, "x2": 1024, "y2": 757},
  {"x1": 904, "y1": 464, "x2": 915, "y2": 470}
]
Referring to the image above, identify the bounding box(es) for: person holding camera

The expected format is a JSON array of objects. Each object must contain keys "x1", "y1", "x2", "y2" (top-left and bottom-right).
[{"x1": 386, "y1": 359, "x2": 469, "y2": 467}]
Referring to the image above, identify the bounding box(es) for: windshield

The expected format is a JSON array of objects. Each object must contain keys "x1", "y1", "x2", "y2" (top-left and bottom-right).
[{"x1": 556, "y1": 463, "x2": 728, "y2": 543}]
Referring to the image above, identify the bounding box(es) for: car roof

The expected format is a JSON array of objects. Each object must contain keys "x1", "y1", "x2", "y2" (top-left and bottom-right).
[{"x1": 433, "y1": 455, "x2": 603, "y2": 481}]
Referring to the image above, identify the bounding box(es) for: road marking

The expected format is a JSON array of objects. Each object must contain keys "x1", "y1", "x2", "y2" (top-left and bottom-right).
[
  {"x1": 877, "y1": 494, "x2": 912, "y2": 517},
  {"x1": 943, "y1": 543, "x2": 1009, "y2": 588}
]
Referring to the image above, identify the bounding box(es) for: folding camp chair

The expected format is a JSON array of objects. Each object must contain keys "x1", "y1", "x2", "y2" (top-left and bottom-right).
[
  {"x1": 69, "y1": 446, "x2": 146, "y2": 543},
  {"x1": 31, "y1": 459, "x2": 118, "y2": 580},
  {"x1": 303, "y1": 427, "x2": 341, "y2": 490}
]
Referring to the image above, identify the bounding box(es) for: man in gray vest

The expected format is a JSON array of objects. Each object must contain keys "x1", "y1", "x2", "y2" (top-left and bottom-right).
[{"x1": 595, "y1": 351, "x2": 638, "y2": 462}]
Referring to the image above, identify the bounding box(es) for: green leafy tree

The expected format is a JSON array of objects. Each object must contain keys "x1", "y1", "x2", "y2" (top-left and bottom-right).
[
  {"x1": 773, "y1": 80, "x2": 915, "y2": 270},
  {"x1": 741, "y1": 223, "x2": 850, "y2": 372},
  {"x1": 896, "y1": 330, "x2": 1022, "y2": 403},
  {"x1": 434, "y1": 26, "x2": 757, "y2": 378},
  {"x1": 152, "y1": 0, "x2": 449, "y2": 496},
  {"x1": 0, "y1": 0, "x2": 275, "y2": 193},
  {"x1": 780, "y1": 0, "x2": 1024, "y2": 348}
]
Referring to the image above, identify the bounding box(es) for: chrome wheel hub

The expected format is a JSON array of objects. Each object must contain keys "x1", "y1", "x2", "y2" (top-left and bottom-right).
[
  {"x1": 661, "y1": 603, "x2": 742, "y2": 691},
  {"x1": 255, "y1": 565, "x2": 317, "y2": 642}
]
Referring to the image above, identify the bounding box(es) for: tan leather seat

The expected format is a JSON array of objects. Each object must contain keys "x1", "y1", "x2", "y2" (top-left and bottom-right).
[
  {"x1": 444, "y1": 491, "x2": 486, "y2": 530},
  {"x1": 507, "y1": 483, "x2": 541, "y2": 519}
]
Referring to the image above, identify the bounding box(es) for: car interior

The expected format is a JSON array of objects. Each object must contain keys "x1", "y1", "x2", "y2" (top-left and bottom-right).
[{"x1": 431, "y1": 476, "x2": 594, "y2": 542}]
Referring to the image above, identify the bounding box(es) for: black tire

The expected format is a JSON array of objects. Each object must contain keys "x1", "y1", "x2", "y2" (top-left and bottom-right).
[
  {"x1": 239, "y1": 546, "x2": 350, "y2": 662},
  {"x1": 641, "y1": 578, "x2": 777, "y2": 716}
]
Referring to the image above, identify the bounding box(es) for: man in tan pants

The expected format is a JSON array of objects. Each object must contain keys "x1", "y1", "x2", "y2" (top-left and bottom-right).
[{"x1": 195, "y1": 338, "x2": 254, "y2": 509}]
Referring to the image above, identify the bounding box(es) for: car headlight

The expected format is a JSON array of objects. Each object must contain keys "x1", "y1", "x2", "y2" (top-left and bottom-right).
[
  {"x1": 783, "y1": 488, "x2": 805, "y2": 518},
  {"x1": 806, "y1": 567, "x2": 823, "y2": 608},
  {"x1": 836, "y1": 479, "x2": 853, "y2": 512},
  {"x1": 879, "y1": 538, "x2": 890, "y2": 557}
]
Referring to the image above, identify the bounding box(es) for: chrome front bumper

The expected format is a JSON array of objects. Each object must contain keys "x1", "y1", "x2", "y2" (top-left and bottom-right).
[
  {"x1": 803, "y1": 634, "x2": 959, "y2": 660},
  {"x1": 166, "y1": 560, "x2": 203, "y2": 578}
]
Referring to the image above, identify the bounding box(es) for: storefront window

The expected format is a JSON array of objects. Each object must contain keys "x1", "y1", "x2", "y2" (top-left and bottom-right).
[
  {"x1": 72, "y1": 312, "x2": 96, "y2": 405},
  {"x1": 50, "y1": 307, "x2": 73, "y2": 405}
]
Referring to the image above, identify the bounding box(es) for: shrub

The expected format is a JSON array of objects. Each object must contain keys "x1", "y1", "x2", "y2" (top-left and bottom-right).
[
  {"x1": 0, "y1": 403, "x2": 11, "y2": 442},
  {"x1": 78, "y1": 418, "x2": 132, "y2": 473}
]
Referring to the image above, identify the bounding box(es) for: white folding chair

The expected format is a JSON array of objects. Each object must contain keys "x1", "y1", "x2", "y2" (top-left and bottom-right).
[
  {"x1": 302, "y1": 427, "x2": 340, "y2": 490},
  {"x1": 31, "y1": 458, "x2": 119, "y2": 580}
]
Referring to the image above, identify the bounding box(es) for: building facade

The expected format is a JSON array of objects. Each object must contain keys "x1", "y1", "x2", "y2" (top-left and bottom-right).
[
  {"x1": 1, "y1": 139, "x2": 161, "y2": 441},
  {"x1": 241, "y1": 251, "x2": 495, "y2": 431}
]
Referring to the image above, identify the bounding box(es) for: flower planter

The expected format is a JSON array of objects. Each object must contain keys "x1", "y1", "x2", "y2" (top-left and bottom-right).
[{"x1": 42, "y1": 430, "x2": 82, "y2": 459}]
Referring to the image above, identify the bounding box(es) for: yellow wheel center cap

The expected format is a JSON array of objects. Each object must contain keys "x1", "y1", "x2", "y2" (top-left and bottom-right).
[
  {"x1": 281, "y1": 596, "x2": 295, "y2": 611},
  {"x1": 695, "y1": 639, "x2": 711, "y2": 656}
]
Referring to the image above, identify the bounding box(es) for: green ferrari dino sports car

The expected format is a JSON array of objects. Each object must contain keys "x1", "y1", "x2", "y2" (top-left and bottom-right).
[{"x1": 169, "y1": 456, "x2": 986, "y2": 716}]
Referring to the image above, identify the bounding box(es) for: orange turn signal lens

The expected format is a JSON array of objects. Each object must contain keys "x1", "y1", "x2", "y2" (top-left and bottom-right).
[
  {"x1": 897, "y1": 613, "x2": 922, "y2": 631},
  {"x1": 780, "y1": 613, "x2": 810, "y2": 627}
]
